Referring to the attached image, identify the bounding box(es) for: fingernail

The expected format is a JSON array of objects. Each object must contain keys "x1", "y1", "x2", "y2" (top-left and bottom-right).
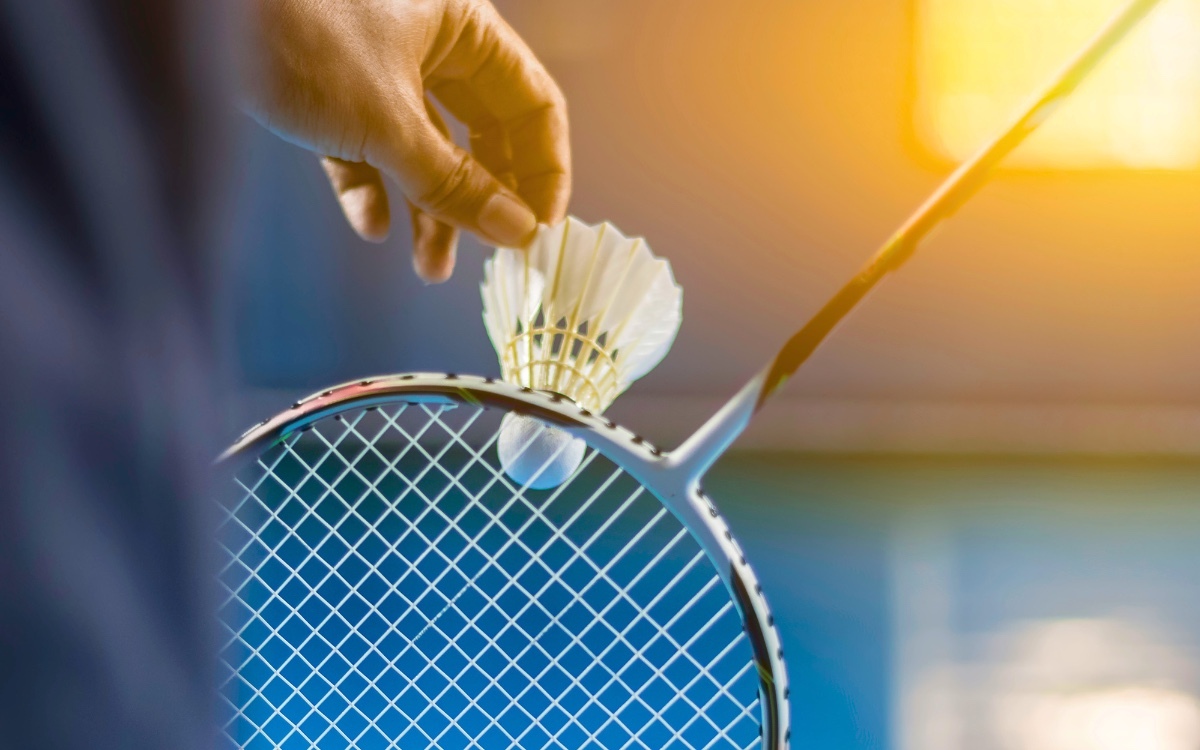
[{"x1": 478, "y1": 192, "x2": 537, "y2": 247}]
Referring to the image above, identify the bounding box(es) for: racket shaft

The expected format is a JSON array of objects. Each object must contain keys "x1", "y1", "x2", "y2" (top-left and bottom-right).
[
  {"x1": 670, "y1": 0, "x2": 1162, "y2": 480},
  {"x1": 667, "y1": 0, "x2": 1161, "y2": 477},
  {"x1": 755, "y1": 0, "x2": 1162, "y2": 405}
]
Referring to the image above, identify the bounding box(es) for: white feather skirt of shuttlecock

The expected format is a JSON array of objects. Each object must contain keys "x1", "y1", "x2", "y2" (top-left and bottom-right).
[{"x1": 481, "y1": 216, "x2": 683, "y2": 414}]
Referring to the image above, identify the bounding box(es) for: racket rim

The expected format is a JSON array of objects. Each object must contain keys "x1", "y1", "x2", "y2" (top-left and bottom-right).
[
  {"x1": 220, "y1": 371, "x2": 791, "y2": 749},
  {"x1": 219, "y1": 372, "x2": 661, "y2": 468}
]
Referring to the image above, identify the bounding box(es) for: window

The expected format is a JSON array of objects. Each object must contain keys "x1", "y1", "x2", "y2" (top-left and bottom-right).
[{"x1": 915, "y1": 0, "x2": 1200, "y2": 168}]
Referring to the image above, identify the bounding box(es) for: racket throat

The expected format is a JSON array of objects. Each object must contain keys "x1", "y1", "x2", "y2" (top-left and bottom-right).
[{"x1": 667, "y1": 370, "x2": 766, "y2": 482}]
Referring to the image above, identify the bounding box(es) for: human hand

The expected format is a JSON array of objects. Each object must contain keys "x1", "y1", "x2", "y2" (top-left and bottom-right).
[{"x1": 240, "y1": 0, "x2": 570, "y2": 282}]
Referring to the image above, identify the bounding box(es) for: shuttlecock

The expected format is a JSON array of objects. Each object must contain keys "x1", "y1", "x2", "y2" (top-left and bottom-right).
[{"x1": 482, "y1": 216, "x2": 683, "y2": 489}]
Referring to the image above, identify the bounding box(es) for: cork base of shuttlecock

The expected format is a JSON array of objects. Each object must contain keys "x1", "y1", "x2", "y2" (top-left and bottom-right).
[
  {"x1": 500, "y1": 327, "x2": 620, "y2": 414},
  {"x1": 497, "y1": 413, "x2": 586, "y2": 490}
]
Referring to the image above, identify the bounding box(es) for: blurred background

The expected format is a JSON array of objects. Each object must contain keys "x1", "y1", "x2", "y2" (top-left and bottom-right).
[{"x1": 218, "y1": 0, "x2": 1200, "y2": 747}]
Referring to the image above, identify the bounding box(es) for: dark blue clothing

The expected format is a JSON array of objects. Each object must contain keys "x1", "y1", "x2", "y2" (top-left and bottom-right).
[{"x1": 0, "y1": 0, "x2": 228, "y2": 747}]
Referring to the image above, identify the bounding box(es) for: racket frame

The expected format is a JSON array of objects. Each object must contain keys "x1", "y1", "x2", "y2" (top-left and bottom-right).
[{"x1": 222, "y1": 372, "x2": 792, "y2": 750}]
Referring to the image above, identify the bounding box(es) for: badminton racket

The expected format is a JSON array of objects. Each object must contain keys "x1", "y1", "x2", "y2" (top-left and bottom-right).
[{"x1": 216, "y1": 1, "x2": 1161, "y2": 747}]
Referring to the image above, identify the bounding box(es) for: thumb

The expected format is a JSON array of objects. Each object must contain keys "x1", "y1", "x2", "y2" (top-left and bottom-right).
[{"x1": 381, "y1": 110, "x2": 537, "y2": 248}]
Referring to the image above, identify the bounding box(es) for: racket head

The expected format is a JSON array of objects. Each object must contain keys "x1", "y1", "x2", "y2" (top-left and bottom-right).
[{"x1": 218, "y1": 373, "x2": 789, "y2": 749}]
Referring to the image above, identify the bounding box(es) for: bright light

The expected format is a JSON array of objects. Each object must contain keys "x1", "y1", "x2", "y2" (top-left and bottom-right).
[
  {"x1": 1000, "y1": 686, "x2": 1200, "y2": 750},
  {"x1": 990, "y1": 619, "x2": 1200, "y2": 750},
  {"x1": 915, "y1": 0, "x2": 1200, "y2": 168}
]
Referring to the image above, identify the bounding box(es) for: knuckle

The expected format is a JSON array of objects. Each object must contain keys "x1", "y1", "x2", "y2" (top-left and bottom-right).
[
  {"x1": 450, "y1": 0, "x2": 490, "y2": 36},
  {"x1": 547, "y1": 82, "x2": 568, "y2": 114},
  {"x1": 416, "y1": 150, "x2": 480, "y2": 215}
]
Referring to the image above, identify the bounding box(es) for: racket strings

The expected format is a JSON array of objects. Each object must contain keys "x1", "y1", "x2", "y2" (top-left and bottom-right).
[
  {"x1": 222, "y1": 412, "x2": 748, "y2": 744},
  {"x1": 219, "y1": 402, "x2": 762, "y2": 749}
]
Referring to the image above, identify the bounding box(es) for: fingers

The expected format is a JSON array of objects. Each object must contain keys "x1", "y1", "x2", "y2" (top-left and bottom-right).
[
  {"x1": 408, "y1": 200, "x2": 459, "y2": 283},
  {"x1": 429, "y1": 81, "x2": 516, "y2": 190},
  {"x1": 322, "y1": 150, "x2": 461, "y2": 283},
  {"x1": 429, "y1": 1, "x2": 571, "y2": 223},
  {"x1": 472, "y1": 121, "x2": 517, "y2": 192},
  {"x1": 320, "y1": 157, "x2": 391, "y2": 242},
  {"x1": 322, "y1": 0, "x2": 567, "y2": 258},
  {"x1": 409, "y1": 100, "x2": 460, "y2": 284},
  {"x1": 507, "y1": 108, "x2": 570, "y2": 224},
  {"x1": 378, "y1": 98, "x2": 537, "y2": 249}
]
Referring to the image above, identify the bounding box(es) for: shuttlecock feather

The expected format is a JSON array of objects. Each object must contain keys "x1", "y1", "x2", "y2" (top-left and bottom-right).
[{"x1": 482, "y1": 216, "x2": 683, "y2": 488}]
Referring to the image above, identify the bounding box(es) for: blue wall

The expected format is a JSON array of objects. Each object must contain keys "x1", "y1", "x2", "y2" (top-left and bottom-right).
[{"x1": 706, "y1": 454, "x2": 1200, "y2": 749}]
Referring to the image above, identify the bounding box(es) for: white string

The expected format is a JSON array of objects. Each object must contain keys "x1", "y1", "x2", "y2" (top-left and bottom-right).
[{"x1": 219, "y1": 402, "x2": 761, "y2": 749}]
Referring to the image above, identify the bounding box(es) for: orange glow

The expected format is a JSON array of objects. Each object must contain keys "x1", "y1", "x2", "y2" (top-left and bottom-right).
[{"x1": 916, "y1": 0, "x2": 1200, "y2": 168}]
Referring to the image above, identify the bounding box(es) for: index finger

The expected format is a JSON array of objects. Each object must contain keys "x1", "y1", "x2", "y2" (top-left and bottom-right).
[{"x1": 430, "y1": 1, "x2": 571, "y2": 222}]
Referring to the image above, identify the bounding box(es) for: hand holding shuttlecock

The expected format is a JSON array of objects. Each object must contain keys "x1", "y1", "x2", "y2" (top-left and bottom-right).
[{"x1": 481, "y1": 217, "x2": 683, "y2": 489}]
